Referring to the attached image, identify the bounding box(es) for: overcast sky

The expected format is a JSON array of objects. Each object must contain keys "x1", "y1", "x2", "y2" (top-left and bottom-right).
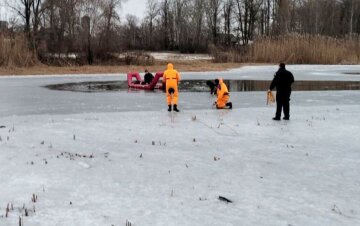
[
  {"x1": 0, "y1": 0, "x2": 147, "y2": 22},
  {"x1": 121, "y1": 0, "x2": 147, "y2": 20}
]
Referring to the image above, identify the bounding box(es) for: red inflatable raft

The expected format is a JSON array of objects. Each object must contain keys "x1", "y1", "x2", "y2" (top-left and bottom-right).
[{"x1": 127, "y1": 72, "x2": 164, "y2": 90}]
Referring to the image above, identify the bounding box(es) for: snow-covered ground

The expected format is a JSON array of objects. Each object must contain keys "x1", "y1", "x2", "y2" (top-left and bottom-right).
[
  {"x1": 116, "y1": 52, "x2": 213, "y2": 62},
  {"x1": 149, "y1": 52, "x2": 213, "y2": 61},
  {"x1": 1, "y1": 65, "x2": 360, "y2": 226}
]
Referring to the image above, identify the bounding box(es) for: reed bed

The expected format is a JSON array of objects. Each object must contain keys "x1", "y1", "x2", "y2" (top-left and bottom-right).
[
  {"x1": 0, "y1": 34, "x2": 37, "y2": 67},
  {"x1": 250, "y1": 34, "x2": 360, "y2": 64},
  {"x1": 211, "y1": 34, "x2": 360, "y2": 64}
]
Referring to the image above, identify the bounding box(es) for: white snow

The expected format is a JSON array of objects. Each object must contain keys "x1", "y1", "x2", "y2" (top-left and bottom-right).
[
  {"x1": 149, "y1": 52, "x2": 213, "y2": 61},
  {"x1": 1, "y1": 65, "x2": 360, "y2": 226}
]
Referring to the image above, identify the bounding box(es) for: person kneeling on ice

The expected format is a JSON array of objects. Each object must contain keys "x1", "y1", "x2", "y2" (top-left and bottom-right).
[
  {"x1": 214, "y1": 78, "x2": 232, "y2": 109},
  {"x1": 163, "y1": 63, "x2": 181, "y2": 112}
]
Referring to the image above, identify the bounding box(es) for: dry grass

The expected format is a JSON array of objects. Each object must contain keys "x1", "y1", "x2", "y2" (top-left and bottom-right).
[
  {"x1": 0, "y1": 34, "x2": 37, "y2": 67},
  {"x1": 249, "y1": 34, "x2": 360, "y2": 64},
  {"x1": 4, "y1": 33, "x2": 356, "y2": 76},
  {"x1": 210, "y1": 34, "x2": 360, "y2": 64},
  {"x1": 0, "y1": 60, "x2": 245, "y2": 76}
]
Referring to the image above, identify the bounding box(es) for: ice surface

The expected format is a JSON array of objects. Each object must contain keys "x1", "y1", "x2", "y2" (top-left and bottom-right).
[
  {"x1": 185, "y1": 64, "x2": 360, "y2": 81},
  {"x1": 0, "y1": 65, "x2": 360, "y2": 225},
  {"x1": 1, "y1": 106, "x2": 360, "y2": 226},
  {"x1": 1, "y1": 65, "x2": 360, "y2": 117}
]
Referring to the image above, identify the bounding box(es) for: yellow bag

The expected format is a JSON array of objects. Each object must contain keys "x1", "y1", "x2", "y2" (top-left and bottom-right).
[{"x1": 267, "y1": 91, "x2": 275, "y2": 105}]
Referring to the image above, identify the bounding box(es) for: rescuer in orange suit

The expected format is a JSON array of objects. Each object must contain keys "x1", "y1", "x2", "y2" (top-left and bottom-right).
[
  {"x1": 163, "y1": 63, "x2": 181, "y2": 112},
  {"x1": 214, "y1": 78, "x2": 232, "y2": 109}
]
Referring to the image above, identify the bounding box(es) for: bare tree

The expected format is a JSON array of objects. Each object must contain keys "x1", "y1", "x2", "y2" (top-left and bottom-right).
[
  {"x1": 99, "y1": 0, "x2": 125, "y2": 52},
  {"x1": 144, "y1": 0, "x2": 159, "y2": 49},
  {"x1": 159, "y1": 0, "x2": 172, "y2": 49},
  {"x1": 123, "y1": 14, "x2": 139, "y2": 49},
  {"x1": 223, "y1": 0, "x2": 233, "y2": 46},
  {"x1": 205, "y1": 0, "x2": 222, "y2": 45},
  {"x1": 192, "y1": 0, "x2": 206, "y2": 51},
  {"x1": 234, "y1": 0, "x2": 263, "y2": 44},
  {"x1": 7, "y1": 0, "x2": 33, "y2": 38},
  {"x1": 3, "y1": 0, "x2": 360, "y2": 64}
]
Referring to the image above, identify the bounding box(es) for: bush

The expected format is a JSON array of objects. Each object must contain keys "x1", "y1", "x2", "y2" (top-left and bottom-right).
[{"x1": 0, "y1": 34, "x2": 37, "y2": 67}]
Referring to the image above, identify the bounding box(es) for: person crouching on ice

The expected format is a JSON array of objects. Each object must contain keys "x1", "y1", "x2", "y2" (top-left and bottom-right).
[
  {"x1": 214, "y1": 79, "x2": 232, "y2": 109},
  {"x1": 163, "y1": 63, "x2": 181, "y2": 112}
]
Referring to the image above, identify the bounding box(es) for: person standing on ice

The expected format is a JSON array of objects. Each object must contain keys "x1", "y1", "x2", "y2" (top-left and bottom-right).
[
  {"x1": 163, "y1": 63, "x2": 181, "y2": 112},
  {"x1": 269, "y1": 63, "x2": 294, "y2": 120},
  {"x1": 214, "y1": 78, "x2": 232, "y2": 109}
]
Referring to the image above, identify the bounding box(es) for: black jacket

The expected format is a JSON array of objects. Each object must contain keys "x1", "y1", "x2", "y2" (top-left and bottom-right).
[
  {"x1": 144, "y1": 72, "x2": 154, "y2": 84},
  {"x1": 270, "y1": 68, "x2": 294, "y2": 95}
]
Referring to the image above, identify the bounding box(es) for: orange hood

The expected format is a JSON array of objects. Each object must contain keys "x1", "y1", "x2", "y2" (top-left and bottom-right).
[{"x1": 167, "y1": 63, "x2": 174, "y2": 70}]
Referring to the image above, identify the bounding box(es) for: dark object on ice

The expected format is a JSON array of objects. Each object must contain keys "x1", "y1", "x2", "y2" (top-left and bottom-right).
[
  {"x1": 173, "y1": 104, "x2": 180, "y2": 112},
  {"x1": 168, "y1": 102, "x2": 180, "y2": 112},
  {"x1": 269, "y1": 63, "x2": 295, "y2": 120},
  {"x1": 0, "y1": 125, "x2": 6, "y2": 129},
  {"x1": 226, "y1": 102, "x2": 232, "y2": 109},
  {"x1": 218, "y1": 196, "x2": 233, "y2": 203},
  {"x1": 206, "y1": 80, "x2": 216, "y2": 95}
]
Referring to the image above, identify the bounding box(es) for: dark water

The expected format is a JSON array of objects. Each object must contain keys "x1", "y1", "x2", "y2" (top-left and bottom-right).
[{"x1": 45, "y1": 80, "x2": 360, "y2": 93}]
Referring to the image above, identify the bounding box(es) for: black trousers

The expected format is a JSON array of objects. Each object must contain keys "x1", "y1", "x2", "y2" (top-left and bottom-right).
[{"x1": 276, "y1": 93, "x2": 290, "y2": 119}]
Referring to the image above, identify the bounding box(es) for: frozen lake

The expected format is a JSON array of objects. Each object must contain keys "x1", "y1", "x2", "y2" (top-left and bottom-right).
[
  {"x1": 1, "y1": 65, "x2": 360, "y2": 117},
  {"x1": 1, "y1": 65, "x2": 360, "y2": 226}
]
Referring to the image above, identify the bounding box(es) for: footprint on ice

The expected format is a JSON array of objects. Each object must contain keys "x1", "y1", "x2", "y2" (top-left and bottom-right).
[{"x1": 78, "y1": 161, "x2": 91, "y2": 169}]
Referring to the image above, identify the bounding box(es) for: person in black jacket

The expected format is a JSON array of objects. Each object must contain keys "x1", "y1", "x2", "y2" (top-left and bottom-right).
[
  {"x1": 143, "y1": 69, "x2": 154, "y2": 84},
  {"x1": 269, "y1": 63, "x2": 294, "y2": 120},
  {"x1": 206, "y1": 80, "x2": 217, "y2": 95}
]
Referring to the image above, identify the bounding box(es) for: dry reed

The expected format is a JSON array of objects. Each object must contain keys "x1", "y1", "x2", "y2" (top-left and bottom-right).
[
  {"x1": 211, "y1": 34, "x2": 360, "y2": 64},
  {"x1": 249, "y1": 34, "x2": 360, "y2": 64},
  {"x1": 0, "y1": 34, "x2": 37, "y2": 68}
]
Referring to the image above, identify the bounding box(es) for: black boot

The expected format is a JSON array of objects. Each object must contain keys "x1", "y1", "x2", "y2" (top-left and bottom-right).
[
  {"x1": 168, "y1": 105, "x2": 172, "y2": 112},
  {"x1": 226, "y1": 102, "x2": 232, "y2": 109},
  {"x1": 173, "y1": 104, "x2": 180, "y2": 112}
]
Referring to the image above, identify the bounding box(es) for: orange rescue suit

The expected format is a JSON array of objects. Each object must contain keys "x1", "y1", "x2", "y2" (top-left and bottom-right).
[
  {"x1": 216, "y1": 79, "x2": 230, "y2": 108},
  {"x1": 163, "y1": 63, "x2": 181, "y2": 105}
]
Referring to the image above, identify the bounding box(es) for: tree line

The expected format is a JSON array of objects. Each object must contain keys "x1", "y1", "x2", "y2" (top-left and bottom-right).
[{"x1": 2, "y1": 0, "x2": 360, "y2": 65}]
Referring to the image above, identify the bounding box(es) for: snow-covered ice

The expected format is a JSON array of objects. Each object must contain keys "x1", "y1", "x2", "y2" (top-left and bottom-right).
[{"x1": 0, "y1": 65, "x2": 360, "y2": 226}]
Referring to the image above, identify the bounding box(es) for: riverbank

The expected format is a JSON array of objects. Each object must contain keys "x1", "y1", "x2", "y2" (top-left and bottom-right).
[{"x1": 0, "y1": 61, "x2": 247, "y2": 76}]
